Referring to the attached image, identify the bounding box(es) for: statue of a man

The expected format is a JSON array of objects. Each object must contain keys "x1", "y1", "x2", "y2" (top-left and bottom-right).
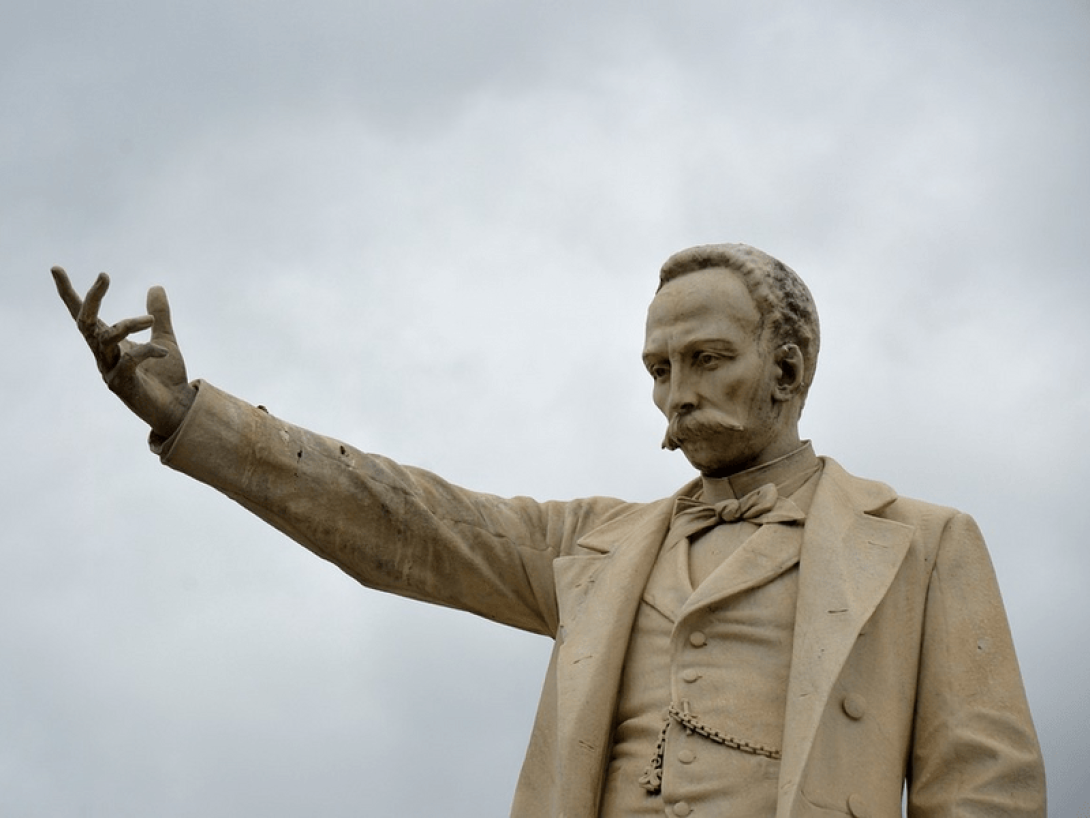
[{"x1": 53, "y1": 243, "x2": 1045, "y2": 817}]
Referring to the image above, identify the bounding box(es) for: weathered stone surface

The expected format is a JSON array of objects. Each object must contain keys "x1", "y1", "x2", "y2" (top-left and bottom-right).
[{"x1": 54, "y1": 244, "x2": 1045, "y2": 816}]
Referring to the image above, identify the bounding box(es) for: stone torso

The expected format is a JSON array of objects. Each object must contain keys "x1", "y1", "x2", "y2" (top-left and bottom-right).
[{"x1": 599, "y1": 444, "x2": 820, "y2": 818}]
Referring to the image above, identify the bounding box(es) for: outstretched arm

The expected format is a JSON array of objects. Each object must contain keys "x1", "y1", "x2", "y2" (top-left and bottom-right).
[{"x1": 52, "y1": 267, "x2": 196, "y2": 440}]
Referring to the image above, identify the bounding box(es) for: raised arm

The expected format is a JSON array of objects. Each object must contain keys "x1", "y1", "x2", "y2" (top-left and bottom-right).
[{"x1": 52, "y1": 267, "x2": 196, "y2": 439}]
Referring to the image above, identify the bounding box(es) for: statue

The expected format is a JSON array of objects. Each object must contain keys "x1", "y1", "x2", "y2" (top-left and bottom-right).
[{"x1": 53, "y1": 243, "x2": 1045, "y2": 817}]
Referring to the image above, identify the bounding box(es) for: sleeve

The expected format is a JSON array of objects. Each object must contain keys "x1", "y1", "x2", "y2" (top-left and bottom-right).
[
  {"x1": 153, "y1": 381, "x2": 631, "y2": 637},
  {"x1": 907, "y1": 511, "x2": 1046, "y2": 817}
]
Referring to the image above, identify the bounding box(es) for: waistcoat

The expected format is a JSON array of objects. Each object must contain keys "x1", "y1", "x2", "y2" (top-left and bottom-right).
[{"x1": 599, "y1": 451, "x2": 819, "y2": 818}]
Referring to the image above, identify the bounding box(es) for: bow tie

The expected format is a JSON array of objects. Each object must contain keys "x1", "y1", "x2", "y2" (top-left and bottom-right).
[{"x1": 666, "y1": 482, "x2": 806, "y2": 550}]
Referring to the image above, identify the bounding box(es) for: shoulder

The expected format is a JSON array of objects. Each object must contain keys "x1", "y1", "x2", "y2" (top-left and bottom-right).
[
  {"x1": 819, "y1": 456, "x2": 966, "y2": 536},
  {"x1": 819, "y1": 458, "x2": 998, "y2": 595}
]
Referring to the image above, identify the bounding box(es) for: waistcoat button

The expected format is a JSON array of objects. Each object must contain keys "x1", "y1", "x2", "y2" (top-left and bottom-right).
[
  {"x1": 847, "y1": 792, "x2": 869, "y2": 817},
  {"x1": 842, "y1": 693, "x2": 867, "y2": 720}
]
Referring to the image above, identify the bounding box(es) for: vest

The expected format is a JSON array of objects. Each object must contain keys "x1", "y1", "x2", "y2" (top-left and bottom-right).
[{"x1": 599, "y1": 459, "x2": 819, "y2": 818}]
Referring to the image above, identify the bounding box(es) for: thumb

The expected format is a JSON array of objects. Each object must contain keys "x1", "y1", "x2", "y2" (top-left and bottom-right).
[{"x1": 147, "y1": 285, "x2": 177, "y2": 342}]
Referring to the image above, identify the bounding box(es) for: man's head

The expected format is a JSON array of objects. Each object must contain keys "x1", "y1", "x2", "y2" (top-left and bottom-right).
[
  {"x1": 643, "y1": 243, "x2": 820, "y2": 476},
  {"x1": 659, "y1": 244, "x2": 820, "y2": 397}
]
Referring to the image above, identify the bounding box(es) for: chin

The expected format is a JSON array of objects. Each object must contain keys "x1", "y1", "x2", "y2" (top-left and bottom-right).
[
  {"x1": 695, "y1": 462, "x2": 746, "y2": 479},
  {"x1": 680, "y1": 446, "x2": 745, "y2": 478},
  {"x1": 679, "y1": 434, "x2": 776, "y2": 476}
]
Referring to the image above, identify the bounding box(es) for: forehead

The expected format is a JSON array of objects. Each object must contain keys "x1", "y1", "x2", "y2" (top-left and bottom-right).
[{"x1": 644, "y1": 268, "x2": 762, "y2": 350}]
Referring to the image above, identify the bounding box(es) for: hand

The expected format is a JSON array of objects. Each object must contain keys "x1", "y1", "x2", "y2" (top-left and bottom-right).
[{"x1": 52, "y1": 267, "x2": 196, "y2": 440}]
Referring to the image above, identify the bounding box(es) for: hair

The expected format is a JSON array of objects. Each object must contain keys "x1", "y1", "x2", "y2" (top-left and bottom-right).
[{"x1": 658, "y1": 243, "x2": 821, "y2": 403}]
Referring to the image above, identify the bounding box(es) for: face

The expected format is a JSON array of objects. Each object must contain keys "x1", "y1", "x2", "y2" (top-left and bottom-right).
[{"x1": 642, "y1": 267, "x2": 802, "y2": 476}]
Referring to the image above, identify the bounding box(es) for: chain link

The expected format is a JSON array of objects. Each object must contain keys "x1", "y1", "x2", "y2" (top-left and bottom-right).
[{"x1": 639, "y1": 702, "x2": 781, "y2": 795}]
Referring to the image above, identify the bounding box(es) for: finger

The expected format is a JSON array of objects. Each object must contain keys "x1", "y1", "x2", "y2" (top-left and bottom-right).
[
  {"x1": 51, "y1": 266, "x2": 84, "y2": 321},
  {"x1": 104, "y1": 342, "x2": 169, "y2": 384},
  {"x1": 78, "y1": 272, "x2": 111, "y2": 332},
  {"x1": 147, "y1": 285, "x2": 178, "y2": 342},
  {"x1": 125, "y1": 342, "x2": 170, "y2": 365},
  {"x1": 100, "y1": 315, "x2": 155, "y2": 348}
]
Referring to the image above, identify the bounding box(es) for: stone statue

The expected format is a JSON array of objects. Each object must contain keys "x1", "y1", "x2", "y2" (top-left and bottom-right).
[{"x1": 53, "y1": 244, "x2": 1045, "y2": 817}]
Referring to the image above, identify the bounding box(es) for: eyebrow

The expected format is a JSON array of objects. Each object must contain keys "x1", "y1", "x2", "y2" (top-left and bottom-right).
[{"x1": 642, "y1": 337, "x2": 741, "y2": 361}]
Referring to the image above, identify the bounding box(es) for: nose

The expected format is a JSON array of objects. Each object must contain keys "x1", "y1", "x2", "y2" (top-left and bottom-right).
[{"x1": 665, "y1": 368, "x2": 698, "y2": 417}]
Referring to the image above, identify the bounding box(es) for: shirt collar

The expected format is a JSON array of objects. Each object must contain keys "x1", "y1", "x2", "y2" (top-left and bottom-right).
[{"x1": 698, "y1": 440, "x2": 820, "y2": 504}]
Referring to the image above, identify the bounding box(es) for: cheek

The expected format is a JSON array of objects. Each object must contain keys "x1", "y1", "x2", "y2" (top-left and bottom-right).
[
  {"x1": 717, "y1": 366, "x2": 767, "y2": 411},
  {"x1": 709, "y1": 370, "x2": 748, "y2": 403},
  {"x1": 651, "y1": 383, "x2": 669, "y2": 414},
  {"x1": 746, "y1": 369, "x2": 781, "y2": 416}
]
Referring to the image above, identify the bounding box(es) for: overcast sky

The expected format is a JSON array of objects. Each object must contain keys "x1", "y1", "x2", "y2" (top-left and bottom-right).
[{"x1": 4, "y1": 2, "x2": 1088, "y2": 815}]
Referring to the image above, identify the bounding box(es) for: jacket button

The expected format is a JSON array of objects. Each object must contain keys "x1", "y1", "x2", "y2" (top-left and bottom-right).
[
  {"x1": 672, "y1": 801, "x2": 692, "y2": 816},
  {"x1": 847, "y1": 793, "x2": 869, "y2": 817},
  {"x1": 681, "y1": 668, "x2": 700, "y2": 683},
  {"x1": 842, "y1": 693, "x2": 866, "y2": 720},
  {"x1": 677, "y1": 749, "x2": 696, "y2": 764},
  {"x1": 689, "y1": 631, "x2": 707, "y2": 647}
]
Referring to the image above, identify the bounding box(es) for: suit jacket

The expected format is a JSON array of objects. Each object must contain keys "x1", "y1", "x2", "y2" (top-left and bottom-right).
[{"x1": 158, "y1": 382, "x2": 1046, "y2": 817}]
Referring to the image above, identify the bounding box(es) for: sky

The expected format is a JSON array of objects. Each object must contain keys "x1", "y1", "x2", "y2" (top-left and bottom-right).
[{"x1": 3, "y1": 1, "x2": 1088, "y2": 815}]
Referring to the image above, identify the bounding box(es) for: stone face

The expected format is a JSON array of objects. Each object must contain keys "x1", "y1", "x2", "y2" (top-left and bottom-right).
[{"x1": 53, "y1": 243, "x2": 1046, "y2": 817}]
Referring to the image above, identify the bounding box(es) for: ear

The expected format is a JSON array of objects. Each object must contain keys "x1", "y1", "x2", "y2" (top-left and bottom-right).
[{"x1": 772, "y1": 343, "x2": 805, "y2": 402}]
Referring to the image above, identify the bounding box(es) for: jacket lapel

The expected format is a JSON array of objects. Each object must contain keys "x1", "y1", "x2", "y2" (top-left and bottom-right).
[
  {"x1": 550, "y1": 486, "x2": 689, "y2": 815},
  {"x1": 776, "y1": 458, "x2": 913, "y2": 818}
]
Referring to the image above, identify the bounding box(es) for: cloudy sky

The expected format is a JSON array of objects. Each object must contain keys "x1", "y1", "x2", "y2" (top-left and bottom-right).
[{"x1": 3, "y1": 1, "x2": 1087, "y2": 815}]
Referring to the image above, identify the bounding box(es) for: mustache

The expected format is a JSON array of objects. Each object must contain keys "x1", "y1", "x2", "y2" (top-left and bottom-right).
[{"x1": 661, "y1": 411, "x2": 745, "y2": 451}]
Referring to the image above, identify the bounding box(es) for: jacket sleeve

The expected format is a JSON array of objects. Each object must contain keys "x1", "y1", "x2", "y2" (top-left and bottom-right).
[
  {"x1": 907, "y1": 511, "x2": 1046, "y2": 817},
  {"x1": 153, "y1": 381, "x2": 631, "y2": 637}
]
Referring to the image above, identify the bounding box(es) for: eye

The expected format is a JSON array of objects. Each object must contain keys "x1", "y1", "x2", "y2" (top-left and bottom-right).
[
  {"x1": 694, "y1": 351, "x2": 721, "y2": 368},
  {"x1": 647, "y1": 362, "x2": 670, "y2": 381}
]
